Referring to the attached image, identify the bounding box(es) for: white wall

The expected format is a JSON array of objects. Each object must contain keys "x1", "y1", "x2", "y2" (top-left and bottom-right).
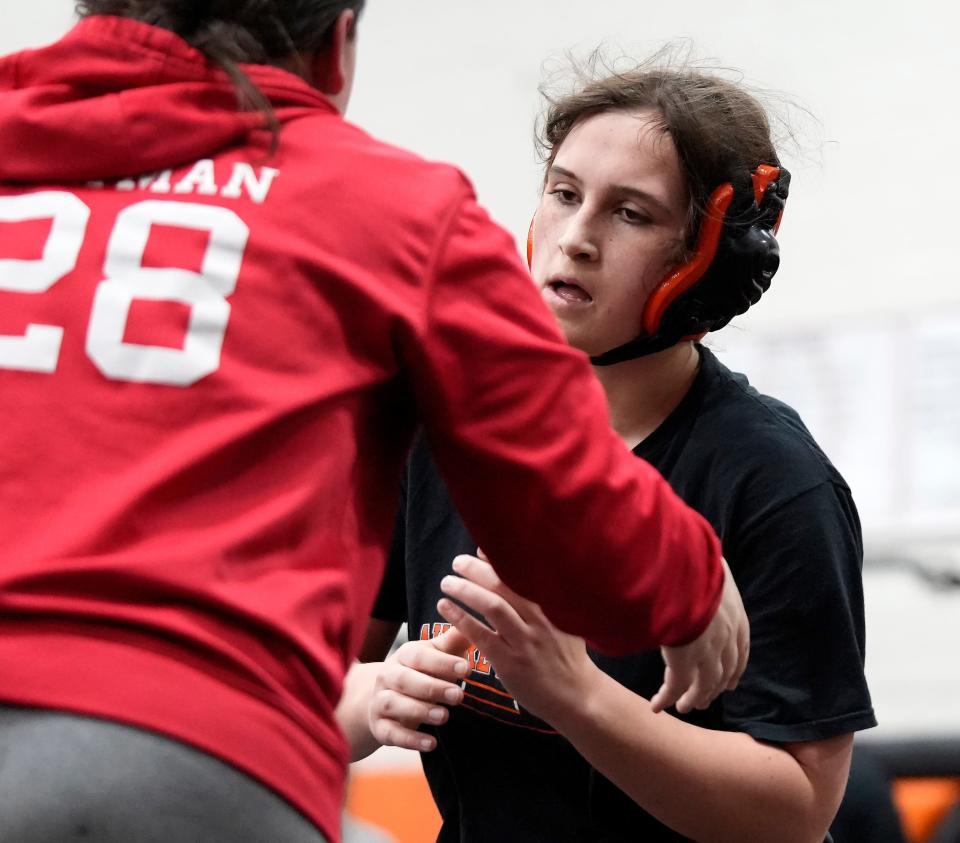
[
  {"x1": 347, "y1": 0, "x2": 960, "y2": 328},
  {"x1": 1, "y1": 0, "x2": 76, "y2": 53},
  {"x1": 7, "y1": 1, "x2": 959, "y2": 328}
]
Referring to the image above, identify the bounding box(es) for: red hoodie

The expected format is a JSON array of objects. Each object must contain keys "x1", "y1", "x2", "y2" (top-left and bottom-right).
[{"x1": 0, "y1": 16, "x2": 722, "y2": 841}]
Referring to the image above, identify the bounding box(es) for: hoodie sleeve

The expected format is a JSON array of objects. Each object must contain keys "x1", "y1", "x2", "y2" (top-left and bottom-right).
[{"x1": 397, "y1": 192, "x2": 723, "y2": 656}]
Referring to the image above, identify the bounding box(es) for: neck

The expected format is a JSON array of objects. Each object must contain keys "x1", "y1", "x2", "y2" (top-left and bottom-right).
[{"x1": 592, "y1": 341, "x2": 701, "y2": 450}]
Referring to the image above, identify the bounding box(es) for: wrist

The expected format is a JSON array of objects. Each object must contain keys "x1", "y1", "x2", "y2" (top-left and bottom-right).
[{"x1": 539, "y1": 657, "x2": 604, "y2": 733}]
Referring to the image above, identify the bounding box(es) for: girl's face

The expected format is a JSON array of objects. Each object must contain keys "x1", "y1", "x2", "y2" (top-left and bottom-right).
[{"x1": 530, "y1": 109, "x2": 690, "y2": 357}]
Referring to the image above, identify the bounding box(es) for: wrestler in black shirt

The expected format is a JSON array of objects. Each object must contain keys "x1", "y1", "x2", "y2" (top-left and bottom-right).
[{"x1": 374, "y1": 346, "x2": 876, "y2": 842}]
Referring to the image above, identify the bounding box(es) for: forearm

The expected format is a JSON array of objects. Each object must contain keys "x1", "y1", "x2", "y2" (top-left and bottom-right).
[
  {"x1": 335, "y1": 661, "x2": 382, "y2": 762},
  {"x1": 549, "y1": 669, "x2": 831, "y2": 843},
  {"x1": 410, "y1": 196, "x2": 723, "y2": 653}
]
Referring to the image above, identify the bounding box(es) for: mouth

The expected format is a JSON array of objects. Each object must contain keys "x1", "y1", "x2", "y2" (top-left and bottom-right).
[{"x1": 545, "y1": 278, "x2": 594, "y2": 305}]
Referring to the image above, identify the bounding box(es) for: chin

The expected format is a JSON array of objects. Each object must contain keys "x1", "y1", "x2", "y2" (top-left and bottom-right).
[{"x1": 560, "y1": 329, "x2": 601, "y2": 357}]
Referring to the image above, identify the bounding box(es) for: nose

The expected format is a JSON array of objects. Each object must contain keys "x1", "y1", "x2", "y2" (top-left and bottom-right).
[{"x1": 557, "y1": 211, "x2": 599, "y2": 262}]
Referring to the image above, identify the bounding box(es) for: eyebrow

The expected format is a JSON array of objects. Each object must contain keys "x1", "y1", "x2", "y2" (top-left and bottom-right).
[{"x1": 548, "y1": 165, "x2": 674, "y2": 217}]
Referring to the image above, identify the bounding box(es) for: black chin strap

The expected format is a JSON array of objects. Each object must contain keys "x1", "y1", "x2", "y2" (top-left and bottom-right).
[{"x1": 589, "y1": 333, "x2": 681, "y2": 366}]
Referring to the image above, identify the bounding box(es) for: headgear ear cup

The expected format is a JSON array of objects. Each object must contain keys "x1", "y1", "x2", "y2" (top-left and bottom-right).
[
  {"x1": 640, "y1": 183, "x2": 735, "y2": 338},
  {"x1": 526, "y1": 215, "x2": 535, "y2": 269},
  {"x1": 590, "y1": 164, "x2": 790, "y2": 366},
  {"x1": 655, "y1": 166, "x2": 788, "y2": 337}
]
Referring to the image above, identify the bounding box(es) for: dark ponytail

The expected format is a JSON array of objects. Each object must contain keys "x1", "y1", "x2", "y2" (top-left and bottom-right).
[{"x1": 76, "y1": 1, "x2": 365, "y2": 147}]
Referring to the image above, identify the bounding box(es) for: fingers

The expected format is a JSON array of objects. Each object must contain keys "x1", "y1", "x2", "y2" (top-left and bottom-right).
[
  {"x1": 651, "y1": 604, "x2": 750, "y2": 713},
  {"x1": 375, "y1": 658, "x2": 463, "y2": 714},
  {"x1": 649, "y1": 665, "x2": 681, "y2": 714},
  {"x1": 437, "y1": 597, "x2": 498, "y2": 655},
  {"x1": 735, "y1": 612, "x2": 750, "y2": 685},
  {"x1": 368, "y1": 689, "x2": 448, "y2": 752},
  {"x1": 457, "y1": 554, "x2": 540, "y2": 617},
  {"x1": 723, "y1": 631, "x2": 741, "y2": 692},
  {"x1": 369, "y1": 639, "x2": 467, "y2": 753},
  {"x1": 651, "y1": 642, "x2": 727, "y2": 714},
  {"x1": 671, "y1": 557, "x2": 750, "y2": 709},
  {"x1": 394, "y1": 638, "x2": 468, "y2": 688},
  {"x1": 431, "y1": 625, "x2": 472, "y2": 658},
  {"x1": 440, "y1": 566, "x2": 527, "y2": 642},
  {"x1": 721, "y1": 557, "x2": 750, "y2": 691},
  {"x1": 652, "y1": 659, "x2": 723, "y2": 714},
  {"x1": 673, "y1": 660, "x2": 724, "y2": 714}
]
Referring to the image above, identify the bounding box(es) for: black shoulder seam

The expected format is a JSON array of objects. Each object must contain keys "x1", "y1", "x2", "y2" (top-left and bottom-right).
[
  {"x1": 715, "y1": 363, "x2": 840, "y2": 472},
  {"x1": 738, "y1": 479, "x2": 852, "y2": 534}
]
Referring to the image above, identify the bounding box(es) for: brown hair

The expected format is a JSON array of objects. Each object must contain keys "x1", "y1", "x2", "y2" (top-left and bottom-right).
[{"x1": 537, "y1": 58, "x2": 780, "y2": 249}]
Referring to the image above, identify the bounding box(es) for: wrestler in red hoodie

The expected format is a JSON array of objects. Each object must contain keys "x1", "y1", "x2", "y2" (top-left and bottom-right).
[{"x1": 0, "y1": 3, "x2": 748, "y2": 841}]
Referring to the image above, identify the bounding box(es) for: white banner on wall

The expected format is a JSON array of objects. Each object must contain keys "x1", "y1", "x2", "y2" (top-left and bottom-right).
[{"x1": 713, "y1": 312, "x2": 960, "y2": 550}]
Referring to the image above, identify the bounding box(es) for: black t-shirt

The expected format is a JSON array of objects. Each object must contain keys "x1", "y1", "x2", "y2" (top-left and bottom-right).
[{"x1": 373, "y1": 345, "x2": 876, "y2": 842}]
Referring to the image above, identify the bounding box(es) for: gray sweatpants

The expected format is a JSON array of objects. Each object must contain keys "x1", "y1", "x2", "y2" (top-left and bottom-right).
[{"x1": 0, "y1": 705, "x2": 330, "y2": 843}]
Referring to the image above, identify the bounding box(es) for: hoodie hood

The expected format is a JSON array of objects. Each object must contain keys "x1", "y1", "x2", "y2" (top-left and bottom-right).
[{"x1": 0, "y1": 15, "x2": 337, "y2": 183}]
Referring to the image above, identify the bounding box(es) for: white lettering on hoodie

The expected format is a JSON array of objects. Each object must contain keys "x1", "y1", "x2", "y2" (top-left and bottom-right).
[{"x1": 93, "y1": 161, "x2": 279, "y2": 205}]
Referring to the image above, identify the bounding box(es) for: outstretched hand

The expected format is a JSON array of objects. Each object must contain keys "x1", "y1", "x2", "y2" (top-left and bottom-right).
[{"x1": 650, "y1": 557, "x2": 749, "y2": 714}]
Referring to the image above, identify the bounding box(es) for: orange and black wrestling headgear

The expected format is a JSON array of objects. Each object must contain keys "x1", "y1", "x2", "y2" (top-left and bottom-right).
[{"x1": 528, "y1": 164, "x2": 790, "y2": 365}]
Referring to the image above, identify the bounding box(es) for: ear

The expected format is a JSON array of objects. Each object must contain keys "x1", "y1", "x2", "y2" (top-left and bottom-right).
[{"x1": 310, "y1": 9, "x2": 357, "y2": 112}]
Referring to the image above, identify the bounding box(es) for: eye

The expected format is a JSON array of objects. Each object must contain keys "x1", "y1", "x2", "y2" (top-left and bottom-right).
[
  {"x1": 617, "y1": 207, "x2": 651, "y2": 226},
  {"x1": 548, "y1": 188, "x2": 579, "y2": 205}
]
